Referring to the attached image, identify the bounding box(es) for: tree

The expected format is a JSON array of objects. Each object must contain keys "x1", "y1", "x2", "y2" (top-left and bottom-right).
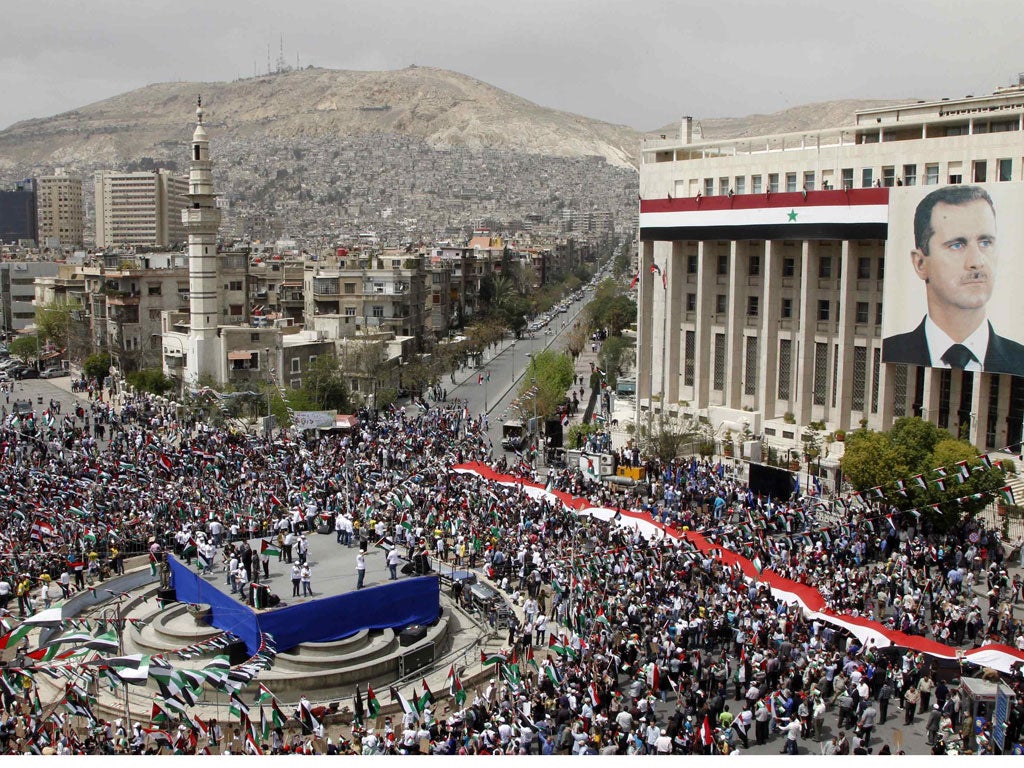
[
  {"x1": 301, "y1": 355, "x2": 350, "y2": 411},
  {"x1": 567, "y1": 422, "x2": 601, "y2": 449},
  {"x1": 517, "y1": 349, "x2": 575, "y2": 420},
  {"x1": 634, "y1": 414, "x2": 706, "y2": 465},
  {"x1": 35, "y1": 300, "x2": 82, "y2": 349},
  {"x1": 83, "y1": 353, "x2": 112, "y2": 381},
  {"x1": 840, "y1": 416, "x2": 1007, "y2": 532},
  {"x1": 126, "y1": 368, "x2": 176, "y2": 397},
  {"x1": 8, "y1": 335, "x2": 39, "y2": 364},
  {"x1": 597, "y1": 335, "x2": 632, "y2": 386}
]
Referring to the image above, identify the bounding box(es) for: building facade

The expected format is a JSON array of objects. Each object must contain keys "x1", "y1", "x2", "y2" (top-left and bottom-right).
[
  {"x1": 637, "y1": 84, "x2": 1024, "y2": 455},
  {"x1": 36, "y1": 170, "x2": 84, "y2": 248},
  {"x1": 94, "y1": 169, "x2": 188, "y2": 249},
  {"x1": 1, "y1": 261, "x2": 59, "y2": 337},
  {"x1": 0, "y1": 180, "x2": 37, "y2": 245}
]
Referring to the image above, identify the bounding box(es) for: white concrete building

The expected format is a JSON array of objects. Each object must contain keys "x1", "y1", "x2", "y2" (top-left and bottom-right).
[
  {"x1": 637, "y1": 82, "x2": 1024, "y2": 457},
  {"x1": 94, "y1": 169, "x2": 187, "y2": 248}
]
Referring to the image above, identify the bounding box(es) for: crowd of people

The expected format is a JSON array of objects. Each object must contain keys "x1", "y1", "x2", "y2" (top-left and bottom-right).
[{"x1": 1, "y1": 372, "x2": 1024, "y2": 755}]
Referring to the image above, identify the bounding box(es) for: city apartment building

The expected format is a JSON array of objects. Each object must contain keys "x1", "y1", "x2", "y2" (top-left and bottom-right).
[
  {"x1": 36, "y1": 169, "x2": 84, "y2": 248},
  {"x1": 638, "y1": 82, "x2": 1024, "y2": 456},
  {"x1": 94, "y1": 170, "x2": 188, "y2": 249},
  {"x1": 0, "y1": 180, "x2": 37, "y2": 245}
]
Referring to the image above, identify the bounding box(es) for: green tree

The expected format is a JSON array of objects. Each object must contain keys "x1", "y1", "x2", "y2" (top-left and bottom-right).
[
  {"x1": 301, "y1": 355, "x2": 350, "y2": 411},
  {"x1": 126, "y1": 368, "x2": 176, "y2": 396},
  {"x1": 840, "y1": 430, "x2": 909, "y2": 490},
  {"x1": 566, "y1": 422, "x2": 601, "y2": 449},
  {"x1": 83, "y1": 352, "x2": 112, "y2": 380},
  {"x1": 634, "y1": 415, "x2": 705, "y2": 465},
  {"x1": 35, "y1": 300, "x2": 81, "y2": 348},
  {"x1": 8, "y1": 335, "x2": 39, "y2": 364},
  {"x1": 517, "y1": 349, "x2": 576, "y2": 419},
  {"x1": 597, "y1": 335, "x2": 632, "y2": 386}
]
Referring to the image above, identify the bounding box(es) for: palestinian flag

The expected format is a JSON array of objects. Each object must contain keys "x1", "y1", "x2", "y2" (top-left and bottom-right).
[
  {"x1": 151, "y1": 701, "x2": 171, "y2": 726},
  {"x1": 999, "y1": 486, "x2": 1016, "y2": 505},
  {"x1": 366, "y1": 685, "x2": 381, "y2": 718},
  {"x1": 447, "y1": 666, "x2": 466, "y2": 707},
  {"x1": 418, "y1": 678, "x2": 435, "y2": 712},
  {"x1": 390, "y1": 686, "x2": 417, "y2": 721},
  {"x1": 480, "y1": 650, "x2": 507, "y2": 667},
  {"x1": 268, "y1": 494, "x2": 283, "y2": 509},
  {"x1": 149, "y1": 552, "x2": 159, "y2": 577},
  {"x1": 271, "y1": 699, "x2": 286, "y2": 729},
  {"x1": 259, "y1": 705, "x2": 270, "y2": 741},
  {"x1": 254, "y1": 683, "x2": 275, "y2": 705},
  {"x1": 228, "y1": 692, "x2": 249, "y2": 719},
  {"x1": 548, "y1": 635, "x2": 567, "y2": 656},
  {"x1": 0, "y1": 623, "x2": 34, "y2": 650},
  {"x1": 260, "y1": 539, "x2": 280, "y2": 558},
  {"x1": 298, "y1": 699, "x2": 319, "y2": 733},
  {"x1": 526, "y1": 645, "x2": 539, "y2": 671},
  {"x1": 245, "y1": 731, "x2": 263, "y2": 755},
  {"x1": 544, "y1": 664, "x2": 561, "y2": 687},
  {"x1": 640, "y1": 187, "x2": 889, "y2": 242}
]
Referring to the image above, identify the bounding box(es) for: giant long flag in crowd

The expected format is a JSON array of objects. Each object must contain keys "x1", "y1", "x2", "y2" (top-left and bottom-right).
[{"x1": 454, "y1": 462, "x2": 1024, "y2": 675}]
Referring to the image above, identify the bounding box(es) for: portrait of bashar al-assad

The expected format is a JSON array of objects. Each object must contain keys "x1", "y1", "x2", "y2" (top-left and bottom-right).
[{"x1": 881, "y1": 184, "x2": 1024, "y2": 377}]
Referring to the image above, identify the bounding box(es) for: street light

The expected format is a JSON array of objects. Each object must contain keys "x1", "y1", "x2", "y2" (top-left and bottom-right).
[{"x1": 264, "y1": 347, "x2": 273, "y2": 437}]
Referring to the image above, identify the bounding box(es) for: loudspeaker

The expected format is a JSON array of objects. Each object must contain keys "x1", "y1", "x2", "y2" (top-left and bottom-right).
[
  {"x1": 399, "y1": 624, "x2": 428, "y2": 647},
  {"x1": 156, "y1": 587, "x2": 176, "y2": 604}
]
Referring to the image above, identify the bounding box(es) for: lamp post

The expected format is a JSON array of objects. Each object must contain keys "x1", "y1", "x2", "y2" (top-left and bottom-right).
[{"x1": 264, "y1": 347, "x2": 273, "y2": 438}]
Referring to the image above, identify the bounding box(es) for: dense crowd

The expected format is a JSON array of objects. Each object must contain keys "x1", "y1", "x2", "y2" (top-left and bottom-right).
[{"x1": 2, "y1": 374, "x2": 1024, "y2": 755}]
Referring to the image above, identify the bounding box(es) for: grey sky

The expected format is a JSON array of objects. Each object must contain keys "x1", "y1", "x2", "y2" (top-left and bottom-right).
[{"x1": 3, "y1": 0, "x2": 1021, "y2": 133}]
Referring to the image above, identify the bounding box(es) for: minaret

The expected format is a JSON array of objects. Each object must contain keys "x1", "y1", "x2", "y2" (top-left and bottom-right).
[{"x1": 184, "y1": 95, "x2": 222, "y2": 384}]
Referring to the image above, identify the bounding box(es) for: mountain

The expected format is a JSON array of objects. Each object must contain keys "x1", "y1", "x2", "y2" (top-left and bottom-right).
[{"x1": 0, "y1": 66, "x2": 640, "y2": 172}]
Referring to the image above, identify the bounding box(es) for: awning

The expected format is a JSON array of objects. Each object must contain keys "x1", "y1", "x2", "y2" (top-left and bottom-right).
[{"x1": 227, "y1": 350, "x2": 254, "y2": 361}]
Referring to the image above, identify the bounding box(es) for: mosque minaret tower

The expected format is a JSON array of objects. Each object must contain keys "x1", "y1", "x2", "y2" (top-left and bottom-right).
[{"x1": 183, "y1": 95, "x2": 222, "y2": 384}]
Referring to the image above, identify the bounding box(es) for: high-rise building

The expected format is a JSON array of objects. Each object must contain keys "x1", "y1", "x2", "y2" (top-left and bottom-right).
[
  {"x1": 0, "y1": 180, "x2": 38, "y2": 245},
  {"x1": 35, "y1": 169, "x2": 84, "y2": 248},
  {"x1": 637, "y1": 82, "x2": 1024, "y2": 457},
  {"x1": 94, "y1": 169, "x2": 188, "y2": 248}
]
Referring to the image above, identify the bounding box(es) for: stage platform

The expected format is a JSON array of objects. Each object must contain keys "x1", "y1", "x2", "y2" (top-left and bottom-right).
[{"x1": 169, "y1": 533, "x2": 441, "y2": 655}]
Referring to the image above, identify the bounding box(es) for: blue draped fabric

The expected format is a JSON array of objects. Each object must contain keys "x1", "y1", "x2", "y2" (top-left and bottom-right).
[{"x1": 168, "y1": 556, "x2": 440, "y2": 654}]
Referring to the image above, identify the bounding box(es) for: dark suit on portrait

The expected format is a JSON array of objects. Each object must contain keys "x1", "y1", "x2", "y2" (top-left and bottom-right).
[{"x1": 882, "y1": 319, "x2": 1024, "y2": 377}]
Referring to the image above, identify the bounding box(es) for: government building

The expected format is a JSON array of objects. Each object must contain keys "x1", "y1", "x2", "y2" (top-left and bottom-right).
[{"x1": 637, "y1": 79, "x2": 1024, "y2": 467}]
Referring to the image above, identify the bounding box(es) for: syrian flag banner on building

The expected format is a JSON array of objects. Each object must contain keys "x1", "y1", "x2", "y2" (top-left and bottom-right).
[{"x1": 640, "y1": 188, "x2": 889, "y2": 241}]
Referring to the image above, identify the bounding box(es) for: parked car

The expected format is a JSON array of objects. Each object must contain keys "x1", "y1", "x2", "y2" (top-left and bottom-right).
[
  {"x1": 39, "y1": 368, "x2": 68, "y2": 379},
  {"x1": 15, "y1": 368, "x2": 39, "y2": 380}
]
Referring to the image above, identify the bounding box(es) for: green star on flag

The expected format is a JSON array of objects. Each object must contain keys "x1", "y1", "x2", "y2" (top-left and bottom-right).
[{"x1": 787, "y1": 209, "x2": 798, "y2": 221}]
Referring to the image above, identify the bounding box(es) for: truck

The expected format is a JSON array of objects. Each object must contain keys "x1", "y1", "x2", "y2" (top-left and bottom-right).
[{"x1": 501, "y1": 419, "x2": 526, "y2": 451}]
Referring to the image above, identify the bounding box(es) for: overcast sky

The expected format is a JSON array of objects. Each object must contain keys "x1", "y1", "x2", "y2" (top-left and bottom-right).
[{"x1": 3, "y1": 0, "x2": 1021, "y2": 132}]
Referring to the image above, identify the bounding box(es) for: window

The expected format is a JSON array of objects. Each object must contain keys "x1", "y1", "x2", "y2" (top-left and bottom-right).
[
  {"x1": 686, "y1": 254, "x2": 698, "y2": 274},
  {"x1": 871, "y1": 347, "x2": 881, "y2": 414},
  {"x1": 686, "y1": 293, "x2": 696, "y2": 312},
  {"x1": 857, "y1": 256, "x2": 871, "y2": 280},
  {"x1": 344, "y1": 306, "x2": 356, "y2": 316},
  {"x1": 751, "y1": 175, "x2": 763, "y2": 194},
  {"x1": 748, "y1": 254, "x2": 761, "y2": 276},
  {"x1": 309, "y1": 355, "x2": 317, "y2": 366},
  {"x1": 744, "y1": 336, "x2": 759, "y2": 395},
  {"x1": 948, "y1": 173, "x2": 962, "y2": 184},
  {"x1": 973, "y1": 160, "x2": 987, "y2": 183},
  {"x1": 715, "y1": 294, "x2": 727, "y2": 314},
  {"x1": 719, "y1": 177, "x2": 729, "y2": 195},
  {"x1": 703, "y1": 178, "x2": 714, "y2": 196},
  {"x1": 877, "y1": 258, "x2": 885, "y2": 280},
  {"x1": 813, "y1": 342, "x2": 828, "y2": 405},
  {"x1": 786, "y1": 173, "x2": 798, "y2": 192},
  {"x1": 371, "y1": 306, "x2": 384, "y2": 318},
  {"x1": 861, "y1": 168, "x2": 873, "y2": 188},
  {"x1": 803, "y1": 171, "x2": 815, "y2": 191},
  {"x1": 290, "y1": 358, "x2": 300, "y2": 374},
  {"x1": 713, "y1": 334, "x2": 725, "y2": 390},
  {"x1": 147, "y1": 284, "x2": 162, "y2": 296},
  {"x1": 228, "y1": 304, "x2": 242, "y2": 316},
  {"x1": 818, "y1": 255, "x2": 833, "y2": 279},
  {"x1": 925, "y1": 163, "x2": 940, "y2": 185},
  {"x1": 684, "y1": 331, "x2": 695, "y2": 387},
  {"x1": 250, "y1": 332, "x2": 260, "y2": 343},
  {"x1": 841, "y1": 168, "x2": 854, "y2": 189},
  {"x1": 782, "y1": 257, "x2": 796, "y2": 277},
  {"x1": 344, "y1": 282, "x2": 356, "y2": 294},
  {"x1": 856, "y1": 301, "x2": 869, "y2": 324},
  {"x1": 716, "y1": 253, "x2": 728, "y2": 275},
  {"x1": 746, "y1": 296, "x2": 759, "y2": 317},
  {"x1": 882, "y1": 166, "x2": 895, "y2": 187},
  {"x1": 778, "y1": 339, "x2": 792, "y2": 400},
  {"x1": 227, "y1": 280, "x2": 243, "y2": 292},
  {"x1": 903, "y1": 164, "x2": 917, "y2": 186},
  {"x1": 817, "y1": 299, "x2": 830, "y2": 321},
  {"x1": 768, "y1": 173, "x2": 779, "y2": 193},
  {"x1": 735, "y1": 177, "x2": 746, "y2": 195},
  {"x1": 876, "y1": 302, "x2": 884, "y2": 326},
  {"x1": 998, "y1": 158, "x2": 1013, "y2": 181},
  {"x1": 781, "y1": 297, "x2": 793, "y2": 319},
  {"x1": 852, "y1": 346, "x2": 867, "y2": 411}
]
